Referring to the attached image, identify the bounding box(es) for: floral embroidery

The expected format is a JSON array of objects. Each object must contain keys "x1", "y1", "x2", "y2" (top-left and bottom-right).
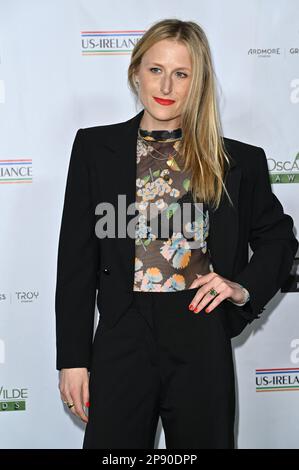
[
  {"x1": 161, "y1": 273, "x2": 186, "y2": 291},
  {"x1": 160, "y1": 232, "x2": 191, "y2": 269},
  {"x1": 133, "y1": 127, "x2": 213, "y2": 291}
]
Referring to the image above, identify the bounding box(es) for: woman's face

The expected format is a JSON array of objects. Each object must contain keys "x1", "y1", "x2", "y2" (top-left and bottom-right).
[{"x1": 134, "y1": 38, "x2": 192, "y2": 130}]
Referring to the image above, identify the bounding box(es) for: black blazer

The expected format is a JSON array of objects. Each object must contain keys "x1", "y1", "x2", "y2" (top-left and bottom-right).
[{"x1": 55, "y1": 109, "x2": 298, "y2": 370}]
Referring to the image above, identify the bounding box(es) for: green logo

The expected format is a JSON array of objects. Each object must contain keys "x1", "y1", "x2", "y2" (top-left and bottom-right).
[
  {"x1": 269, "y1": 153, "x2": 299, "y2": 183},
  {"x1": 0, "y1": 401, "x2": 26, "y2": 412},
  {"x1": 0, "y1": 386, "x2": 28, "y2": 412}
]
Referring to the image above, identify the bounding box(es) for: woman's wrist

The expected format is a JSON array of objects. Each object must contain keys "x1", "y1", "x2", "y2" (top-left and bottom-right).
[{"x1": 228, "y1": 284, "x2": 250, "y2": 306}]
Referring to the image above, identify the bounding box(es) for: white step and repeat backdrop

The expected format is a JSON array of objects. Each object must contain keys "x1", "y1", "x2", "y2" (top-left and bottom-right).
[{"x1": 0, "y1": 0, "x2": 298, "y2": 449}]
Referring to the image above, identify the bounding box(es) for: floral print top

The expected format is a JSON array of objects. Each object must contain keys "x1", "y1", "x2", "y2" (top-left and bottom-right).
[{"x1": 133, "y1": 126, "x2": 214, "y2": 292}]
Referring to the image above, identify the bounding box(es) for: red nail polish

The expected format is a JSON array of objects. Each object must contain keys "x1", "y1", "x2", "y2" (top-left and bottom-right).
[
  {"x1": 85, "y1": 402, "x2": 90, "y2": 407},
  {"x1": 189, "y1": 304, "x2": 194, "y2": 310},
  {"x1": 205, "y1": 308, "x2": 209, "y2": 313}
]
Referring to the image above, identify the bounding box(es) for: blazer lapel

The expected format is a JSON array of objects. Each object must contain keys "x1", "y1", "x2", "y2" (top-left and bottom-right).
[
  {"x1": 208, "y1": 165, "x2": 242, "y2": 279},
  {"x1": 103, "y1": 109, "x2": 241, "y2": 289}
]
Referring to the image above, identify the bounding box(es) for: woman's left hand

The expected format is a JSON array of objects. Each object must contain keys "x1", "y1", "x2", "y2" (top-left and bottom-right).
[{"x1": 188, "y1": 272, "x2": 246, "y2": 314}]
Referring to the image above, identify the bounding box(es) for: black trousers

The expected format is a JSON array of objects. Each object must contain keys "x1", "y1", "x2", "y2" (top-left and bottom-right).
[{"x1": 83, "y1": 287, "x2": 235, "y2": 449}]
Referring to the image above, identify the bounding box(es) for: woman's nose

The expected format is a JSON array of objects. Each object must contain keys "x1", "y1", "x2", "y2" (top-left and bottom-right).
[{"x1": 160, "y1": 76, "x2": 172, "y2": 94}]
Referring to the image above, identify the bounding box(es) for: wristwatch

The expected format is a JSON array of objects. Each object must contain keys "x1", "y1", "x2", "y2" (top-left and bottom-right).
[{"x1": 227, "y1": 283, "x2": 250, "y2": 307}]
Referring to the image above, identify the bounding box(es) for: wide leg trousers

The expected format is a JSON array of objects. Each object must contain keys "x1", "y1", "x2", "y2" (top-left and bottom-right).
[{"x1": 83, "y1": 287, "x2": 236, "y2": 449}]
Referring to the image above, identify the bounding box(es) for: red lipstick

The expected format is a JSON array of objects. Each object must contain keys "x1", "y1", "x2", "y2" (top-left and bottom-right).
[{"x1": 153, "y1": 96, "x2": 175, "y2": 106}]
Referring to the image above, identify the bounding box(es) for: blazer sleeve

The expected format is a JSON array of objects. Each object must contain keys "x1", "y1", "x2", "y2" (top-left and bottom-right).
[
  {"x1": 232, "y1": 147, "x2": 298, "y2": 322},
  {"x1": 55, "y1": 129, "x2": 99, "y2": 371}
]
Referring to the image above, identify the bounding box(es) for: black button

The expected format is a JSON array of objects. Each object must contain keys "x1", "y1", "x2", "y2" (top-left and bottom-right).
[{"x1": 103, "y1": 268, "x2": 110, "y2": 275}]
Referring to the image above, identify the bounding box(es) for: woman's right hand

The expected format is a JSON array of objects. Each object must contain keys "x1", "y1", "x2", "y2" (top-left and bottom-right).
[{"x1": 59, "y1": 367, "x2": 90, "y2": 423}]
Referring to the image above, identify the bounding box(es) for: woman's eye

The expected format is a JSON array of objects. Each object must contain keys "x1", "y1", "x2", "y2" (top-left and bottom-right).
[
  {"x1": 176, "y1": 72, "x2": 188, "y2": 78},
  {"x1": 149, "y1": 68, "x2": 187, "y2": 78}
]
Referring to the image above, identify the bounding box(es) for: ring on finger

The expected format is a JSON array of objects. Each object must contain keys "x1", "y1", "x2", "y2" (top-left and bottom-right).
[
  {"x1": 209, "y1": 288, "x2": 218, "y2": 297},
  {"x1": 194, "y1": 289, "x2": 218, "y2": 313}
]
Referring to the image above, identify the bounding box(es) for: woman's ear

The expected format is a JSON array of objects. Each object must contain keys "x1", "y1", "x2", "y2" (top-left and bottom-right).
[{"x1": 133, "y1": 67, "x2": 140, "y2": 86}]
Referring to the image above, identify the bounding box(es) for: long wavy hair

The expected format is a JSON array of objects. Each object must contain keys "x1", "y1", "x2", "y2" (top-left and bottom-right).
[{"x1": 127, "y1": 18, "x2": 234, "y2": 210}]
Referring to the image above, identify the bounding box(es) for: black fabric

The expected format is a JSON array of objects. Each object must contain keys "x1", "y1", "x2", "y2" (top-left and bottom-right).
[
  {"x1": 83, "y1": 287, "x2": 235, "y2": 449},
  {"x1": 55, "y1": 109, "x2": 298, "y2": 371}
]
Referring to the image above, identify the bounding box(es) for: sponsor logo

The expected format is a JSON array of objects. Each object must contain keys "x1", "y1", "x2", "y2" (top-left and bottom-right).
[
  {"x1": 256, "y1": 368, "x2": 299, "y2": 392},
  {"x1": 0, "y1": 386, "x2": 28, "y2": 412},
  {"x1": 0, "y1": 159, "x2": 32, "y2": 184},
  {"x1": 81, "y1": 30, "x2": 145, "y2": 55},
  {"x1": 248, "y1": 48, "x2": 281, "y2": 58},
  {"x1": 268, "y1": 153, "x2": 299, "y2": 184}
]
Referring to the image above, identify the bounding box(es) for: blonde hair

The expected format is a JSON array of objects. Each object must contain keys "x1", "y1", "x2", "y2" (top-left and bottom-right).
[{"x1": 128, "y1": 18, "x2": 234, "y2": 210}]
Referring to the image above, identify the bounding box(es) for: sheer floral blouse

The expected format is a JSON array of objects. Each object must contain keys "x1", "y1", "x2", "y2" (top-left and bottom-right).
[{"x1": 133, "y1": 126, "x2": 214, "y2": 292}]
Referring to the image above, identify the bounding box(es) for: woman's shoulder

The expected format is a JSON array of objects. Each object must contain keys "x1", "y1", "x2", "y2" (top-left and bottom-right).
[
  {"x1": 81, "y1": 114, "x2": 134, "y2": 135},
  {"x1": 80, "y1": 121, "x2": 125, "y2": 137},
  {"x1": 223, "y1": 136, "x2": 267, "y2": 171},
  {"x1": 223, "y1": 135, "x2": 263, "y2": 155},
  {"x1": 76, "y1": 115, "x2": 134, "y2": 150}
]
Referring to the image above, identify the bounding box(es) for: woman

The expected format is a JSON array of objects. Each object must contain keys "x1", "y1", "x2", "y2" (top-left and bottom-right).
[{"x1": 55, "y1": 19, "x2": 298, "y2": 449}]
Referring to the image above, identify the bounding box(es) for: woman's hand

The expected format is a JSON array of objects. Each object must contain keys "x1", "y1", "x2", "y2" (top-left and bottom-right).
[
  {"x1": 59, "y1": 367, "x2": 90, "y2": 423},
  {"x1": 188, "y1": 272, "x2": 247, "y2": 314}
]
